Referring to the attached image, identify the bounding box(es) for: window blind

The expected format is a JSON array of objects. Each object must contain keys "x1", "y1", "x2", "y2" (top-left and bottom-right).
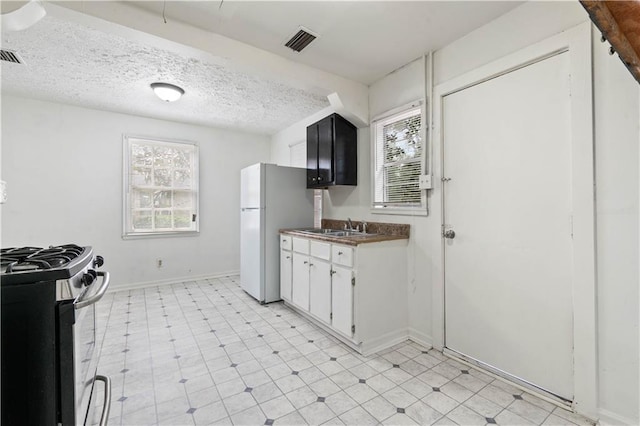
[{"x1": 373, "y1": 107, "x2": 423, "y2": 207}]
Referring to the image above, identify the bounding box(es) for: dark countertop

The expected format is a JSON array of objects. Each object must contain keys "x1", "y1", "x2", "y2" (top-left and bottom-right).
[{"x1": 280, "y1": 220, "x2": 410, "y2": 246}]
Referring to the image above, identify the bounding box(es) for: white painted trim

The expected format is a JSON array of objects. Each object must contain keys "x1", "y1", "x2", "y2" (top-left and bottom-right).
[
  {"x1": 443, "y1": 349, "x2": 574, "y2": 409},
  {"x1": 408, "y1": 328, "x2": 433, "y2": 350},
  {"x1": 370, "y1": 99, "x2": 423, "y2": 124},
  {"x1": 122, "y1": 134, "x2": 200, "y2": 238},
  {"x1": 370, "y1": 101, "x2": 428, "y2": 214},
  {"x1": 432, "y1": 22, "x2": 597, "y2": 418},
  {"x1": 598, "y1": 409, "x2": 638, "y2": 426},
  {"x1": 360, "y1": 329, "x2": 408, "y2": 357},
  {"x1": 109, "y1": 271, "x2": 240, "y2": 292}
]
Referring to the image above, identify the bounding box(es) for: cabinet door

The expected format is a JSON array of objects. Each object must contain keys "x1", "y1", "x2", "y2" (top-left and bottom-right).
[
  {"x1": 280, "y1": 250, "x2": 293, "y2": 302},
  {"x1": 309, "y1": 259, "x2": 331, "y2": 324},
  {"x1": 331, "y1": 265, "x2": 353, "y2": 337},
  {"x1": 317, "y1": 116, "x2": 334, "y2": 185},
  {"x1": 306, "y1": 123, "x2": 319, "y2": 187},
  {"x1": 292, "y1": 252, "x2": 310, "y2": 311}
]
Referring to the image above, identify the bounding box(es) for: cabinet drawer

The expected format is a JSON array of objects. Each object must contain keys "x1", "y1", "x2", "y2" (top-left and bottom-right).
[
  {"x1": 310, "y1": 241, "x2": 331, "y2": 260},
  {"x1": 292, "y1": 237, "x2": 310, "y2": 254},
  {"x1": 280, "y1": 235, "x2": 292, "y2": 251},
  {"x1": 331, "y1": 245, "x2": 353, "y2": 267}
]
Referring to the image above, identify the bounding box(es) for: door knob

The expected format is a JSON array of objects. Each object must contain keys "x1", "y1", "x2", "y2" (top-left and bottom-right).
[{"x1": 443, "y1": 229, "x2": 456, "y2": 239}]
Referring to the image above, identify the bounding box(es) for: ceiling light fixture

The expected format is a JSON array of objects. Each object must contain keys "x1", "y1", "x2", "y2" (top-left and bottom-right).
[{"x1": 150, "y1": 82, "x2": 184, "y2": 102}]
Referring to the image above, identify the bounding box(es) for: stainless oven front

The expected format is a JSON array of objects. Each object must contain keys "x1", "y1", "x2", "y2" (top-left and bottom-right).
[{"x1": 58, "y1": 270, "x2": 111, "y2": 425}]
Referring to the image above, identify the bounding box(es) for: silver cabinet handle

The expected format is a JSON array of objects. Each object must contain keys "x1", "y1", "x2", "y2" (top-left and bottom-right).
[
  {"x1": 303, "y1": 261, "x2": 308, "y2": 264},
  {"x1": 286, "y1": 256, "x2": 291, "y2": 259},
  {"x1": 330, "y1": 270, "x2": 336, "y2": 275},
  {"x1": 338, "y1": 251, "x2": 343, "y2": 255},
  {"x1": 95, "y1": 374, "x2": 111, "y2": 426},
  {"x1": 443, "y1": 230, "x2": 456, "y2": 239},
  {"x1": 75, "y1": 271, "x2": 110, "y2": 309}
]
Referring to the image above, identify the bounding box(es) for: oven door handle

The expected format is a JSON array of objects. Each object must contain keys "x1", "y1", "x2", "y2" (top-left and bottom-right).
[
  {"x1": 75, "y1": 271, "x2": 110, "y2": 310},
  {"x1": 95, "y1": 374, "x2": 111, "y2": 426}
]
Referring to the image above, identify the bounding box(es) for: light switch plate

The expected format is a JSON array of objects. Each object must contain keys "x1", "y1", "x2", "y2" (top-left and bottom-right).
[
  {"x1": 0, "y1": 181, "x2": 6, "y2": 203},
  {"x1": 419, "y1": 175, "x2": 432, "y2": 190}
]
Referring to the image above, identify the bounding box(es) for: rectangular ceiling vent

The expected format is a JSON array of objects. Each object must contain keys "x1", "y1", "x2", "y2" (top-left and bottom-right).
[
  {"x1": 0, "y1": 49, "x2": 23, "y2": 64},
  {"x1": 285, "y1": 27, "x2": 318, "y2": 53}
]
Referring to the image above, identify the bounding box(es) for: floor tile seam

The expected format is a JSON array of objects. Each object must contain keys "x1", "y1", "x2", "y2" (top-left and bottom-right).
[
  {"x1": 455, "y1": 381, "x2": 514, "y2": 424},
  {"x1": 505, "y1": 396, "x2": 558, "y2": 425},
  {"x1": 358, "y1": 399, "x2": 398, "y2": 424},
  {"x1": 141, "y1": 286, "x2": 177, "y2": 421},
  {"x1": 194, "y1": 280, "x2": 248, "y2": 354},
  {"x1": 171, "y1": 281, "x2": 218, "y2": 377}
]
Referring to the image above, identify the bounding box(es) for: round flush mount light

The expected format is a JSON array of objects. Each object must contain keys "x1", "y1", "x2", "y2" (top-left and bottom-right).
[{"x1": 150, "y1": 82, "x2": 185, "y2": 102}]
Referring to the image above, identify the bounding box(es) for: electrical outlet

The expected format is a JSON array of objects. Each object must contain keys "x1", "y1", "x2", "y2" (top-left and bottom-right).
[
  {"x1": 419, "y1": 175, "x2": 433, "y2": 190},
  {"x1": 157, "y1": 259, "x2": 163, "y2": 268}
]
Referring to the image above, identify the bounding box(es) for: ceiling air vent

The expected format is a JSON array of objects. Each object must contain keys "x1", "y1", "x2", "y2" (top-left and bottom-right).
[
  {"x1": 0, "y1": 49, "x2": 23, "y2": 64},
  {"x1": 285, "y1": 27, "x2": 318, "y2": 53}
]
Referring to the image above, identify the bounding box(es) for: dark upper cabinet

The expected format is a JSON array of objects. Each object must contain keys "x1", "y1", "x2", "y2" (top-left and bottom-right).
[{"x1": 306, "y1": 113, "x2": 357, "y2": 189}]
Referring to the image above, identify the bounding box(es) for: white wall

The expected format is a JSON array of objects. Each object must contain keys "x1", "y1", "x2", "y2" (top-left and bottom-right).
[
  {"x1": 269, "y1": 1, "x2": 639, "y2": 422},
  {"x1": 270, "y1": 105, "x2": 334, "y2": 167},
  {"x1": 1, "y1": 95, "x2": 271, "y2": 289},
  {"x1": 592, "y1": 31, "x2": 640, "y2": 424}
]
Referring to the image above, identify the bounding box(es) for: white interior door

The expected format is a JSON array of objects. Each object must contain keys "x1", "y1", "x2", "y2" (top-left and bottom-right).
[{"x1": 443, "y1": 52, "x2": 574, "y2": 400}]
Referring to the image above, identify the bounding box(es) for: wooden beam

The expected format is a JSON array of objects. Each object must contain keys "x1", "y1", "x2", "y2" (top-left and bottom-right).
[{"x1": 581, "y1": 0, "x2": 640, "y2": 84}]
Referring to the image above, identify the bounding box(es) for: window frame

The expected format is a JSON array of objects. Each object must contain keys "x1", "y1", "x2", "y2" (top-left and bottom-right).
[
  {"x1": 122, "y1": 135, "x2": 200, "y2": 239},
  {"x1": 370, "y1": 100, "x2": 427, "y2": 215}
]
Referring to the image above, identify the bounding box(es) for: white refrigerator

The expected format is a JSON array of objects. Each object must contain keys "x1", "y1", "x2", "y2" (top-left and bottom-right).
[{"x1": 240, "y1": 163, "x2": 314, "y2": 303}]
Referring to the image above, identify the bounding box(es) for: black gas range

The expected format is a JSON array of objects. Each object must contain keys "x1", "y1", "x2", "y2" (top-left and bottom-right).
[{"x1": 1, "y1": 244, "x2": 111, "y2": 425}]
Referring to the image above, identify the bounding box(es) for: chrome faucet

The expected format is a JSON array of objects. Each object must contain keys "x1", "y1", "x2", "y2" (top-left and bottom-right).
[{"x1": 346, "y1": 217, "x2": 353, "y2": 230}]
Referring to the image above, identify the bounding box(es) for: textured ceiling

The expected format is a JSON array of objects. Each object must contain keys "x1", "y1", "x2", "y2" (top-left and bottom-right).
[{"x1": 0, "y1": 15, "x2": 330, "y2": 135}]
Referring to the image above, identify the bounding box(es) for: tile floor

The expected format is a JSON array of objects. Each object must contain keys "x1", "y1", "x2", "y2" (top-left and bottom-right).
[{"x1": 90, "y1": 276, "x2": 592, "y2": 426}]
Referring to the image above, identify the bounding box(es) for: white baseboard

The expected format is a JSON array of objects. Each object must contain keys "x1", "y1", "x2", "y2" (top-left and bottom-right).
[
  {"x1": 110, "y1": 270, "x2": 240, "y2": 292},
  {"x1": 360, "y1": 329, "x2": 409, "y2": 356},
  {"x1": 407, "y1": 328, "x2": 433, "y2": 350},
  {"x1": 598, "y1": 408, "x2": 638, "y2": 426}
]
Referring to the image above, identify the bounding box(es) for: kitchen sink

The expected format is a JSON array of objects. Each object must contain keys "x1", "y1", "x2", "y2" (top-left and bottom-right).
[
  {"x1": 297, "y1": 229, "x2": 376, "y2": 237},
  {"x1": 298, "y1": 228, "x2": 341, "y2": 234},
  {"x1": 328, "y1": 230, "x2": 368, "y2": 236}
]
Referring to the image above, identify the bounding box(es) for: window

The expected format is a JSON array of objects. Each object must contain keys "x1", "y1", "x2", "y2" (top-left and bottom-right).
[
  {"x1": 372, "y1": 102, "x2": 425, "y2": 213},
  {"x1": 123, "y1": 136, "x2": 199, "y2": 237}
]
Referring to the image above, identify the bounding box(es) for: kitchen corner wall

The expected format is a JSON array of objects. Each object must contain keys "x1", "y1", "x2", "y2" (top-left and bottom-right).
[
  {"x1": 270, "y1": 1, "x2": 639, "y2": 423},
  {"x1": 1, "y1": 95, "x2": 271, "y2": 289}
]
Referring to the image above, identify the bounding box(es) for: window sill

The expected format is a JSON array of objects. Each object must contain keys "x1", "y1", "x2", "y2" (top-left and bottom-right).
[
  {"x1": 370, "y1": 207, "x2": 429, "y2": 217},
  {"x1": 122, "y1": 230, "x2": 199, "y2": 240}
]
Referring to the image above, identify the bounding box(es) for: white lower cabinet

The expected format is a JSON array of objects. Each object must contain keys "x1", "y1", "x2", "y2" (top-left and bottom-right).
[
  {"x1": 280, "y1": 233, "x2": 408, "y2": 355},
  {"x1": 280, "y1": 249, "x2": 292, "y2": 301},
  {"x1": 309, "y1": 259, "x2": 331, "y2": 324},
  {"x1": 330, "y1": 264, "x2": 353, "y2": 337},
  {"x1": 292, "y1": 252, "x2": 310, "y2": 310}
]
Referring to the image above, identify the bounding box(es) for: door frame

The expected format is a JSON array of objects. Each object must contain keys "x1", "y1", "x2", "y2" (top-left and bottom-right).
[{"x1": 431, "y1": 22, "x2": 596, "y2": 418}]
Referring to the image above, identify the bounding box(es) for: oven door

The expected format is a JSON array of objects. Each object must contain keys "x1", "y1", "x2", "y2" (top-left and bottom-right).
[{"x1": 72, "y1": 271, "x2": 111, "y2": 425}]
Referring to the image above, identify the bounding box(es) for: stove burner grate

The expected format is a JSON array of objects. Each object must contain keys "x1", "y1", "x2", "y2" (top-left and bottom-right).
[{"x1": 1, "y1": 244, "x2": 86, "y2": 275}]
